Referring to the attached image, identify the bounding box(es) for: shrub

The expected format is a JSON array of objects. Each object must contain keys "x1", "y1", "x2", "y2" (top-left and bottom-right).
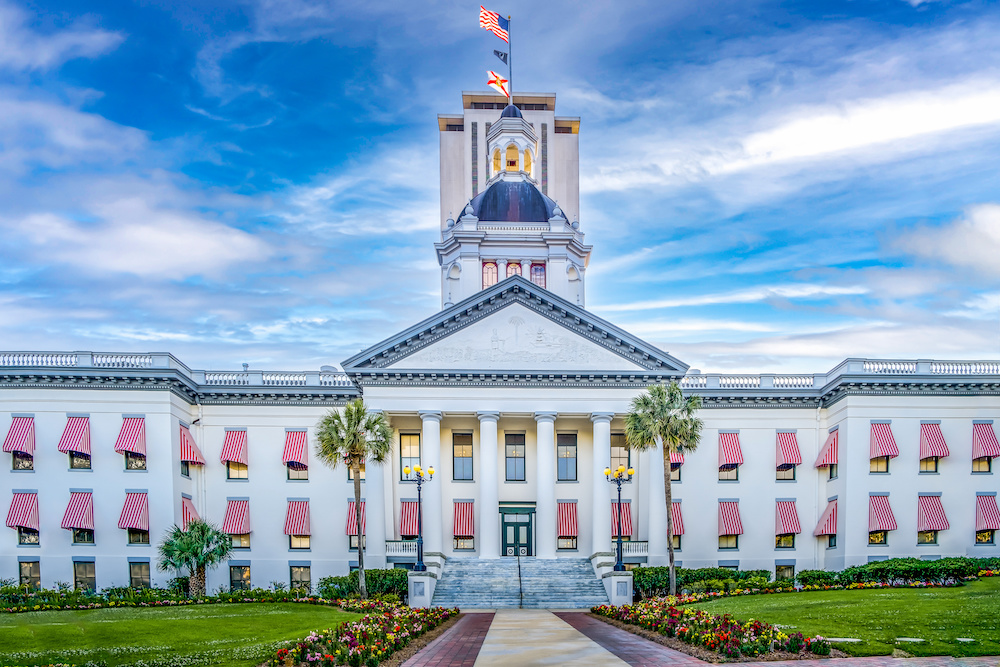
[
  {"x1": 632, "y1": 566, "x2": 771, "y2": 598},
  {"x1": 317, "y1": 568, "x2": 408, "y2": 601},
  {"x1": 797, "y1": 569, "x2": 838, "y2": 587}
]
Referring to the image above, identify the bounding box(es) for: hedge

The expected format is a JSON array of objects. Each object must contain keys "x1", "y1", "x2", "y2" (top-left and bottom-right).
[
  {"x1": 317, "y1": 568, "x2": 408, "y2": 600},
  {"x1": 633, "y1": 567, "x2": 771, "y2": 598}
]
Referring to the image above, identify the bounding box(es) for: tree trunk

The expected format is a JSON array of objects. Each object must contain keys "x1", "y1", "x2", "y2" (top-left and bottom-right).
[
  {"x1": 192, "y1": 564, "x2": 206, "y2": 597},
  {"x1": 662, "y1": 438, "x2": 676, "y2": 596},
  {"x1": 353, "y1": 460, "x2": 367, "y2": 599}
]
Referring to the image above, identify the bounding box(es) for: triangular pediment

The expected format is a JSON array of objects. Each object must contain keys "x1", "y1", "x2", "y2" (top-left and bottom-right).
[{"x1": 342, "y1": 276, "x2": 688, "y2": 380}]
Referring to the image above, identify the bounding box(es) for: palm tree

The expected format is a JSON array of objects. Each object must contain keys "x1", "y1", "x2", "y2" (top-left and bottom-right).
[
  {"x1": 625, "y1": 382, "x2": 703, "y2": 596},
  {"x1": 157, "y1": 519, "x2": 233, "y2": 597},
  {"x1": 315, "y1": 398, "x2": 392, "y2": 599}
]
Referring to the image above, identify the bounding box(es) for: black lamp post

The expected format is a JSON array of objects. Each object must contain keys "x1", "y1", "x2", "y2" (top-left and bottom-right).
[
  {"x1": 605, "y1": 464, "x2": 634, "y2": 572},
  {"x1": 403, "y1": 464, "x2": 434, "y2": 572}
]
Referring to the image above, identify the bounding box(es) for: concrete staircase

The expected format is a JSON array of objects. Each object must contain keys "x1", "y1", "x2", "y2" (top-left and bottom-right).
[{"x1": 430, "y1": 557, "x2": 610, "y2": 609}]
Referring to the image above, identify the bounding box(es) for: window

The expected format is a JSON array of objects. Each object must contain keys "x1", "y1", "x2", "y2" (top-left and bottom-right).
[
  {"x1": 18, "y1": 527, "x2": 38, "y2": 545},
  {"x1": 12, "y1": 452, "x2": 32, "y2": 470},
  {"x1": 482, "y1": 262, "x2": 499, "y2": 288},
  {"x1": 828, "y1": 534, "x2": 837, "y2": 548},
  {"x1": 523, "y1": 150, "x2": 532, "y2": 175},
  {"x1": 454, "y1": 537, "x2": 475, "y2": 550},
  {"x1": 557, "y1": 434, "x2": 577, "y2": 481},
  {"x1": 180, "y1": 460, "x2": 190, "y2": 477},
  {"x1": 348, "y1": 461, "x2": 366, "y2": 481},
  {"x1": 125, "y1": 452, "x2": 146, "y2": 470},
  {"x1": 529, "y1": 263, "x2": 546, "y2": 288},
  {"x1": 776, "y1": 534, "x2": 795, "y2": 549},
  {"x1": 505, "y1": 144, "x2": 518, "y2": 171},
  {"x1": 869, "y1": 530, "x2": 888, "y2": 545},
  {"x1": 230, "y1": 565, "x2": 251, "y2": 591},
  {"x1": 672, "y1": 535, "x2": 681, "y2": 550},
  {"x1": 492, "y1": 149, "x2": 501, "y2": 173},
  {"x1": 70, "y1": 452, "x2": 91, "y2": 469},
  {"x1": 973, "y1": 457, "x2": 992, "y2": 473},
  {"x1": 349, "y1": 535, "x2": 366, "y2": 550},
  {"x1": 828, "y1": 464, "x2": 838, "y2": 480},
  {"x1": 287, "y1": 463, "x2": 308, "y2": 480},
  {"x1": 74, "y1": 562, "x2": 96, "y2": 591},
  {"x1": 719, "y1": 465, "x2": 738, "y2": 481},
  {"x1": 400, "y1": 434, "x2": 420, "y2": 479},
  {"x1": 290, "y1": 566, "x2": 311, "y2": 591},
  {"x1": 73, "y1": 528, "x2": 94, "y2": 544},
  {"x1": 506, "y1": 262, "x2": 521, "y2": 277},
  {"x1": 129, "y1": 562, "x2": 150, "y2": 588},
  {"x1": 920, "y1": 457, "x2": 939, "y2": 473},
  {"x1": 776, "y1": 565, "x2": 795, "y2": 581},
  {"x1": 917, "y1": 530, "x2": 938, "y2": 545},
  {"x1": 505, "y1": 434, "x2": 525, "y2": 481},
  {"x1": 610, "y1": 434, "x2": 630, "y2": 472},
  {"x1": 671, "y1": 466, "x2": 681, "y2": 482},
  {"x1": 870, "y1": 456, "x2": 889, "y2": 473},
  {"x1": 232, "y1": 533, "x2": 250, "y2": 549},
  {"x1": 453, "y1": 434, "x2": 473, "y2": 480},
  {"x1": 719, "y1": 535, "x2": 738, "y2": 549},
  {"x1": 289, "y1": 535, "x2": 310, "y2": 550},
  {"x1": 128, "y1": 528, "x2": 149, "y2": 545},
  {"x1": 776, "y1": 466, "x2": 796, "y2": 481},
  {"x1": 558, "y1": 537, "x2": 577, "y2": 550},
  {"x1": 19, "y1": 561, "x2": 40, "y2": 589},
  {"x1": 227, "y1": 461, "x2": 248, "y2": 479},
  {"x1": 977, "y1": 530, "x2": 995, "y2": 544}
]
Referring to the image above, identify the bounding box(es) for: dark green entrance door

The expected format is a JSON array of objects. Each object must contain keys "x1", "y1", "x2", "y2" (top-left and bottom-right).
[{"x1": 502, "y1": 512, "x2": 532, "y2": 556}]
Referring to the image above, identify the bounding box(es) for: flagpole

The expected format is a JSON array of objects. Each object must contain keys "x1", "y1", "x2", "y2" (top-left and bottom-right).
[{"x1": 507, "y1": 15, "x2": 512, "y2": 106}]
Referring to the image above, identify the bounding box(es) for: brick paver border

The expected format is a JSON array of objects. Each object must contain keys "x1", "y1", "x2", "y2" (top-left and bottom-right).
[{"x1": 400, "y1": 612, "x2": 495, "y2": 667}]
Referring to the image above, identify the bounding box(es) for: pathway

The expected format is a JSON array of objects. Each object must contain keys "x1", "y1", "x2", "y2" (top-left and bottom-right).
[{"x1": 402, "y1": 610, "x2": 1000, "y2": 667}]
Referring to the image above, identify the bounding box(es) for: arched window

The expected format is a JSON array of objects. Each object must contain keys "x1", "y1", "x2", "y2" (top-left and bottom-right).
[
  {"x1": 482, "y1": 262, "x2": 499, "y2": 288},
  {"x1": 507, "y1": 262, "x2": 522, "y2": 278},
  {"x1": 492, "y1": 149, "x2": 501, "y2": 174},
  {"x1": 523, "y1": 150, "x2": 532, "y2": 176},
  {"x1": 505, "y1": 145, "x2": 518, "y2": 171},
  {"x1": 530, "y1": 263, "x2": 546, "y2": 288}
]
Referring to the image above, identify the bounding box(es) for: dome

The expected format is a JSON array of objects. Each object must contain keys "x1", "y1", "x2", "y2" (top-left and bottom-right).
[
  {"x1": 500, "y1": 104, "x2": 522, "y2": 118},
  {"x1": 468, "y1": 179, "x2": 558, "y2": 222}
]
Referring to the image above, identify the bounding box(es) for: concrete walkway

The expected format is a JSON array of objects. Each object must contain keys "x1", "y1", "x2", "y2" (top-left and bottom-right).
[{"x1": 474, "y1": 610, "x2": 628, "y2": 666}]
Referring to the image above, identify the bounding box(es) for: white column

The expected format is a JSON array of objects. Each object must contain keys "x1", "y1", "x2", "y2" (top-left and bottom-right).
[
  {"x1": 534, "y1": 412, "x2": 557, "y2": 558},
  {"x1": 477, "y1": 412, "x2": 500, "y2": 558},
  {"x1": 365, "y1": 451, "x2": 387, "y2": 568},
  {"x1": 521, "y1": 259, "x2": 531, "y2": 276},
  {"x1": 591, "y1": 413, "x2": 613, "y2": 556},
  {"x1": 497, "y1": 259, "x2": 508, "y2": 278},
  {"x1": 647, "y1": 441, "x2": 668, "y2": 566},
  {"x1": 419, "y1": 411, "x2": 443, "y2": 555}
]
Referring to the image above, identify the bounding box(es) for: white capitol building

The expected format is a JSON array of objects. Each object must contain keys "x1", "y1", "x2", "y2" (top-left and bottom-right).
[{"x1": 2, "y1": 92, "x2": 999, "y2": 600}]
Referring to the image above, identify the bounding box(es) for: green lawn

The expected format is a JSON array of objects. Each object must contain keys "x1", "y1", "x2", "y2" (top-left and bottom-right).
[
  {"x1": 0, "y1": 602, "x2": 360, "y2": 667},
  {"x1": 692, "y1": 576, "x2": 1000, "y2": 657}
]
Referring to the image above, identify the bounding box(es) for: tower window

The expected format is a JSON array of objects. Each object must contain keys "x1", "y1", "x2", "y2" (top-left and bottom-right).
[
  {"x1": 505, "y1": 145, "x2": 518, "y2": 171},
  {"x1": 507, "y1": 262, "x2": 521, "y2": 277},
  {"x1": 493, "y1": 149, "x2": 501, "y2": 173},
  {"x1": 523, "y1": 150, "x2": 532, "y2": 175},
  {"x1": 482, "y1": 262, "x2": 499, "y2": 288},
  {"x1": 530, "y1": 263, "x2": 546, "y2": 288}
]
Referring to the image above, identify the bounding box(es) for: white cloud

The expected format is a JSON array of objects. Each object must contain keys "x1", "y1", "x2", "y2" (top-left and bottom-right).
[
  {"x1": 898, "y1": 203, "x2": 1000, "y2": 278},
  {"x1": 593, "y1": 284, "x2": 869, "y2": 313},
  {"x1": 0, "y1": 2, "x2": 123, "y2": 71}
]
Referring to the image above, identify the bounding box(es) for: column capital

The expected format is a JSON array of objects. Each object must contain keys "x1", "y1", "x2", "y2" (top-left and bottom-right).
[
  {"x1": 590, "y1": 412, "x2": 614, "y2": 424},
  {"x1": 477, "y1": 411, "x2": 500, "y2": 423},
  {"x1": 534, "y1": 412, "x2": 557, "y2": 423},
  {"x1": 418, "y1": 411, "x2": 443, "y2": 423}
]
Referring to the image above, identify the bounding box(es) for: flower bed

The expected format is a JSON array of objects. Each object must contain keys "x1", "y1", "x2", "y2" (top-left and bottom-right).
[
  {"x1": 593, "y1": 599, "x2": 831, "y2": 660},
  {"x1": 0, "y1": 587, "x2": 338, "y2": 614},
  {"x1": 269, "y1": 602, "x2": 459, "y2": 667}
]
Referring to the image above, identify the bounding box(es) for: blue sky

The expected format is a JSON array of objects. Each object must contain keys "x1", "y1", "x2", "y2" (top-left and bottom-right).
[{"x1": 2, "y1": 0, "x2": 999, "y2": 374}]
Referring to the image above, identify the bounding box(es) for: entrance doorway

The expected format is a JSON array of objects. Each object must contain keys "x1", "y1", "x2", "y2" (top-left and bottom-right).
[{"x1": 501, "y1": 511, "x2": 533, "y2": 556}]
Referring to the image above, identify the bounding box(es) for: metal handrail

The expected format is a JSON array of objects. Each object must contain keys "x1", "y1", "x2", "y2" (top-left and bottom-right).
[{"x1": 517, "y1": 554, "x2": 523, "y2": 609}]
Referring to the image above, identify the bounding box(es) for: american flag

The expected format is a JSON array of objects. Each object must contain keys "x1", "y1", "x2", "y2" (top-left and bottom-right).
[{"x1": 479, "y1": 6, "x2": 509, "y2": 43}]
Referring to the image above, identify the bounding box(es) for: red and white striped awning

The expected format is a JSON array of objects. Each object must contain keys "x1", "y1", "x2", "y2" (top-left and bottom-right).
[
  {"x1": 718, "y1": 501, "x2": 743, "y2": 536},
  {"x1": 718, "y1": 432, "x2": 743, "y2": 468},
  {"x1": 869, "y1": 494, "x2": 897, "y2": 532},
  {"x1": 670, "y1": 501, "x2": 684, "y2": 536},
  {"x1": 870, "y1": 422, "x2": 899, "y2": 459},
  {"x1": 776, "y1": 432, "x2": 802, "y2": 468},
  {"x1": 220, "y1": 430, "x2": 248, "y2": 465},
  {"x1": 283, "y1": 430, "x2": 308, "y2": 468},
  {"x1": 973, "y1": 423, "x2": 1000, "y2": 459},
  {"x1": 181, "y1": 496, "x2": 200, "y2": 530},
  {"x1": 286, "y1": 500, "x2": 311, "y2": 535},
  {"x1": 3, "y1": 417, "x2": 35, "y2": 455},
  {"x1": 114, "y1": 417, "x2": 146, "y2": 455},
  {"x1": 611, "y1": 501, "x2": 632, "y2": 537},
  {"x1": 119, "y1": 492, "x2": 149, "y2": 531},
  {"x1": 400, "y1": 501, "x2": 419, "y2": 536},
  {"x1": 454, "y1": 501, "x2": 475, "y2": 537},
  {"x1": 814, "y1": 499, "x2": 837, "y2": 536},
  {"x1": 223, "y1": 499, "x2": 251, "y2": 534},
  {"x1": 557, "y1": 502, "x2": 577, "y2": 537},
  {"x1": 815, "y1": 429, "x2": 838, "y2": 467},
  {"x1": 917, "y1": 495, "x2": 949, "y2": 532},
  {"x1": 58, "y1": 417, "x2": 91, "y2": 455},
  {"x1": 344, "y1": 500, "x2": 363, "y2": 536},
  {"x1": 919, "y1": 423, "x2": 950, "y2": 459},
  {"x1": 6, "y1": 492, "x2": 38, "y2": 530},
  {"x1": 61, "y1": 492, "x2": 94, "y2": 530},
  {"x1": 976, "y1": 494, "x2": 1000, "y2": 531},
  {"x1": 775, "y1": 500, "x2": 801, "y2": 535},
  {"x1": 669, "y1": 450, "x2": 684, "y2": 467},
  {"x1": 179, "y1": 424, "x2": 205, "y2": 464}
]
